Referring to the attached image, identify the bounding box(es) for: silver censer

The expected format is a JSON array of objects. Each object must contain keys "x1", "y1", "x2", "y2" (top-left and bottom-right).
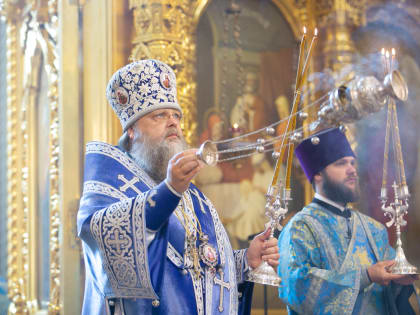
[{"x1": 311, "y1": 70, "x2": 408, "y2": 130}]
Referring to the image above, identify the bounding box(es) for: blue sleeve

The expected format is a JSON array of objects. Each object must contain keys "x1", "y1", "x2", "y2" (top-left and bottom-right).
[{"x1": 144, "y1": 181, "x2": 181, "y2": 231}]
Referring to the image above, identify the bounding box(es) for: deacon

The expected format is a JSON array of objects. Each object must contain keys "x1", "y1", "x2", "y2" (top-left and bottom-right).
[
  {"x1": 77, "y1": 59, "x2": 280, "y2": 315},
  {"x1": 277, "y1": 128, "x2": 419, "y2": 314}
]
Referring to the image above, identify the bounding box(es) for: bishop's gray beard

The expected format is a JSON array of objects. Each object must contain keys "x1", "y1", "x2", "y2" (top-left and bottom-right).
[{"x1": 130, "y1": 130, "x2": 188, "y2": 182}]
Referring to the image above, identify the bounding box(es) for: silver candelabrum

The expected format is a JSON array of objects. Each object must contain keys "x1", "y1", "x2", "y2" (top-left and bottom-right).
[
  {"x1": 245, "y1": 184, "x2": 290, "y2": 286},
  {"x1": 380, "y1": 182, "x2": 418, "y2": 274}
]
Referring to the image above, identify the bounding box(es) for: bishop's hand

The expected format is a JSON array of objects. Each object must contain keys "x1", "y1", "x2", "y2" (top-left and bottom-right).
[
  {"x1": 167, "y1": 149, "x2": 204, "y2": 194},
  {"x1": 247, "y1": 228, "x2": 280, "y2": 269}
]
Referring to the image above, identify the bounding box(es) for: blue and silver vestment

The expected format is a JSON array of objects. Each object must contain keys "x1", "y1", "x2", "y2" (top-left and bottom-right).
[{"x1": 77, "y1": 142, "x2": 253, "y2": 315}]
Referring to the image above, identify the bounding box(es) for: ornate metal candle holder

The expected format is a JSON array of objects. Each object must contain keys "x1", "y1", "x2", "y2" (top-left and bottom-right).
[
  {"x1": 246, "y1": 184, "x2": 290, "y2": 286},
  {"x1": 380, "y1": 182, "x2": 418, "y2": 275},
  {"x1": 312, "y1": 70, "x2": 408, "y2": 130}
]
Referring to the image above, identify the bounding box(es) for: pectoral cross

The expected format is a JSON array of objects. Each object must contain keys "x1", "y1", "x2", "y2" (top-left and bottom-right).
[
  {"x1": 118, "y1": 174, "x2": 141, "y2": 194},
  {"x1": 214, "y1": 269, "x2": 230, "y2": 312}
]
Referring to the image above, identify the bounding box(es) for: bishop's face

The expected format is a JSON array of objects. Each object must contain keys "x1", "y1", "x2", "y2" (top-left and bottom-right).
[
  {"x1": 132, "y1": 108, "x2": 184, "y2": 147},
  {"x1": 128, "y1": 108, "x2": 187, "y2": 182},
  {"x1": 317, "y1": 156, "x2": 360, "y2": 205}
]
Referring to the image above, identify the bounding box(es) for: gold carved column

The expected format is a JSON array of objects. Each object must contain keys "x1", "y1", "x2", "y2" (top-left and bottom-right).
[
  {"x1": 279, "y1": 0, "x2": 366, "y2": 85},
  {"x1": 278, "y1": 0, "x2": 366, "y2": 80},
  {"x1": 1, "y1": 0, "x2": 27, "y2": 313},
  {"x1": 313, "y1": 0, "x2": 366, "y2": 72},
  {"x1": 313, "y1": 0, "x2": 366, "y2": 147},
  {"x1": 1, "y1": 0, "x2": 66, "y2": 313},
  {"x1": 129, "y1": 0, "x2": 209, "y2": 145},
  {"x1": 38, "y1": 1, "x2": 62, "y2": 313}
]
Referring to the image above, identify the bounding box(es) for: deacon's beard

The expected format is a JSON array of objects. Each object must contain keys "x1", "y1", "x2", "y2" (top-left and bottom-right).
[
  {"x1": 130, "y1": 128, "x2": 188, "y2": 182},
  {"x1": 321, "y1": 170, "x2": 360, "y2": 205}
]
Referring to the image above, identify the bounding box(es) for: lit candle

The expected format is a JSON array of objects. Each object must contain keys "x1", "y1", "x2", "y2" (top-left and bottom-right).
[
  {"x1": 271, "y1": 27, "x2": 308, "y2": 187},
  {"x1": 391, "y1": 48, "x2": 396, "y2": 72},
  {"x1": 231, "y1": 123, "x2": 241, "y2": 137},
  {"x1": 299, "y1": 28, "x2": 318, "y2": 89},
  {"x1": 385, "y1": 50, "x2": 390, "y2": 75},
  {"x1": 295, "y1": 26, "x2": 307, "y2": 88},
  {"x1": 381, "y1": 48, "x2": 387, "y2": 77}
]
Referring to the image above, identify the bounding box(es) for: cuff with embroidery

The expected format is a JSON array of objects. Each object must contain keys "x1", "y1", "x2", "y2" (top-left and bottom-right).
[
  {"x1": 243, "y1": 251, "x2": 252, "y2": 273},
  {"x1": 145, "y1": 181, "x2": 182, "y2": 231},
  {"x1": 233, "y1": 249, "x2": 250, "y2": 283}
]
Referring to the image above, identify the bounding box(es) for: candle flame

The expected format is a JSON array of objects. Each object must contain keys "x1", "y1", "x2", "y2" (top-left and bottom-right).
[
  {"x1": 233, "y1": 123, "x2": 239, "y2": 129},
  {"x1": 381, "y1": 48, "x2": 385, "y2": 55},
  {"x1": 303, "y1": 26, "x2": 307, "y2": 34},
  {"x1": 385, "y1": 50, "x2": 390, "y2": 58},
  {"x1": 314, "y1": 28, "x2": 318, "y2": 36},
  {"x1": 392, "y1": 48, "x2": 396, "y2": 56}
]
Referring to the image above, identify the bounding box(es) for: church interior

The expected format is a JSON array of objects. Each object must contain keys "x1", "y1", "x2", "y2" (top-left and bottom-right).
[{"x1": 1, "y1": 0, "x2": 420, "y2": 314}]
